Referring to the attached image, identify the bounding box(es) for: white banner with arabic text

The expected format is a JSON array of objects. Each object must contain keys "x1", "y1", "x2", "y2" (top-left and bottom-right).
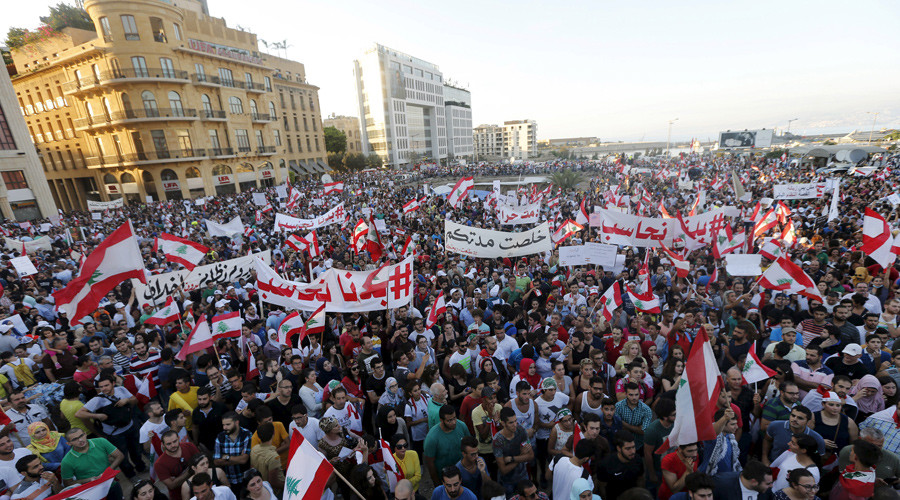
[
  {"x1": 444, "y1": 220, "x2": 552, "y2": 258},
  {"x1": 497, "y1": 202, "x2": 540, "y2": 225},
  {"x1": 589, "y1": 207, "x2": 740, "y2": 247},
  {"x1": 87, "y1": 198, "x2": 124, "y2": 211},
  {"x1": 274, "y1": 203, "x2": 346, "y2": 232},
  {"x1": 772, "y1": 182, "x2": 825, "y2": 200}
]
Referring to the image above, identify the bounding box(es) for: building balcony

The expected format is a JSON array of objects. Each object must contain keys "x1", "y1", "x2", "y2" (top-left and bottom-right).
[
  {"x1": 192, "y1": 73, "x2": 221, "y2": 86},
  {"x1": 199, "y1": 109, "x2": 227, "y2": 120},
  {"x1": 257, "y1": 146, "x2": 276, "y2": 155},
  {"x1": 85, "y1": 148, "x2": 206, "y2": 168},
  {"x1": 74, "y1": 107, "x2": 199, "y2": 130},
  {"x1": 209, "y1": 147, "x2": 235, "y2": 157},
  {"x1": 103, "y1": 68, "x2": 190, "y2": 84},
  {"x1": 61, "y1": 75, "x2": 102, "y2": 94},
  {"x1": 251, "y1": 113, "x2": 273, "y2": 123},
  {"x1": 245, "y1": 82, "x2": 267, "y2": 93}
]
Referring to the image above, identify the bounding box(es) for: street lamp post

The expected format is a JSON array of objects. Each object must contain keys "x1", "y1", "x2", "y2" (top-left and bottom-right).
[
  {"x1": 867, "y1": 112, "x2": 879, "y2": 145},
  {"x1": 666, "y1": 118, "x2": 679, "y2": 158},
  {"x1": 786, "y1": 118, "x2": 798, "y2": 135}
]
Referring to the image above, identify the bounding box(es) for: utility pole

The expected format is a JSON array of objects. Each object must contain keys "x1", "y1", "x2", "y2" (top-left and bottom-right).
[
  {"x1": 786, "y1": 118, "x2": 798, "y2": 135},
  {"x1": 666, "y1": 118, "x2": 678, "y2": 157},
  {"x1": 867, "y1": 112, "x2": 879, "y2": 145}
]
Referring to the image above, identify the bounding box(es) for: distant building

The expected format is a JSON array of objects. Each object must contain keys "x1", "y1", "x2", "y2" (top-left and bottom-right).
[
  {"x1": 546, "y1": 137, "x2": 598, "y2": 148},
  {"x1": 443, "y1": 85, "x2": 472, "y2": 161},
  {"x1": 0, "y1": 64, "x2": 58, "y2": 220},
  {"x1": 323, "y1": 114, "x2": 362, "y2": 155},
  {"x1": 473, "y1": 120, "x2": 537, "y2": 161}
]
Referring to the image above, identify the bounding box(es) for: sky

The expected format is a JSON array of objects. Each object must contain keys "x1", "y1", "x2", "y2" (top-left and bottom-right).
[{"x1": 4, "y1": 0, "x2": 900, "y2": 142}]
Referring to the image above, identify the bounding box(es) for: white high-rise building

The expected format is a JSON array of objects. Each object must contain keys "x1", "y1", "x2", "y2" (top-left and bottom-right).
[
  {"x1": 443, "y1": 85, "x2": 473, "y2": 161},
  {"x1": 473, "y1": 120, "x2": 537, "y2": 161},
  {"x1": 355, "y1": 44, "x2": 469, "y2": 167}
]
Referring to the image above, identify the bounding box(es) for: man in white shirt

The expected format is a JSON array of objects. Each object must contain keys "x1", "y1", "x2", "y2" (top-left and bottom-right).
[
  {"x1": 138, "y1": 401, "x2": 169, "y2": 459},
  {"x1": 322, "y1": 388, "x2": 362, "y2": 436},
  {"x1": 549, "y1": 439, "x2": 595, "y2": 500},
  {"x1": 289, "y1": 404, "x2": 324, "y2": 450},
  {"x1": 190, "y1": 471, "x2": 236, "y2": 500}
]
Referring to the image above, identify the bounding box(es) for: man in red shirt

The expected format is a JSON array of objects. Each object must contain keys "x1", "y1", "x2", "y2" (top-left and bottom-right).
[
  {"x1": 667, "y1": 317, "x2": 691, "y2": 356},
  {"x1": 154, "y1": 429, "x2": 201, "y2": 500},
  {"x1": 460, "y1": 379, "x2": 485, "y2": 433},
  {"x1": 659, "y1": 442, "x2": 699, "y2": 500}
]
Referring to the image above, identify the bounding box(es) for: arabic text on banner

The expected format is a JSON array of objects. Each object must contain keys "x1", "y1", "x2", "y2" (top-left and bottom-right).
[
  {"x1": 444, "y1": 220, "x2": 553, "y2": 258},
  {"x1": 558, "y1": 243, "x2": 618, "y2": 268},
  {"x1": 131, "y1": 250, "x2": 271, "y2": 304},
  {"x1": 588, "y1": 207, "x2": 740, "y2": 248},
  {"x1": 497, "y1": 202, "x2": 540, "y2": 225},
  {"x1": 87, "y1": 198, "x2": 124, "y2": 211},
  {"x1": 254, "y1": 255, "x2": 414, "y2": 312},
  {"x1": 772, "y1": 183, "x2": 825, "y2": 200},
  {"x1": 273, "y1": 203, "x2": 346, "y2": 232}
]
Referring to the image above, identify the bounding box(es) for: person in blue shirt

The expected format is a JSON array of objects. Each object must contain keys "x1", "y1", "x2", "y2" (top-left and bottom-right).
[
  {"x1": 431, "y1": 465, "x2": 477, "y2": 500},
  {"x1": 699, "y1": 409, "x2": 740, "y2": 475}
]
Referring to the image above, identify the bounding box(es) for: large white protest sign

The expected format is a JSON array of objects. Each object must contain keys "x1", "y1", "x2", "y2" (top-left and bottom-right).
[
  {"x1": 205, "y1": 216, "x2": 244, "y2": 237},
  {"x1": 254, "y1": 255, "x2": 414, "y2": 312},
  {"x1": 558, "y1": 243, "x2": 618, "y2": 268},
  {"x1": 497, "y1": 202, "x2": 540, "y2": 225},
  {"x1": 0, "y1": 314, "x2": 28, "y2": 335},
  {"x1": 589, "y1": 207, "x2": 740, "y2": 247},
  {"x1": 725, "y1": 254, "x2": 763, "y2": 276},
  {"x1": 274, "y1": 203, "x2": 346, "y2": 232},
  {"x1": 10, "y1": 256, "x2": 38, "y2": 277},
  {"x1": 86, "y1": 198, "x2": 124, "y2": 211},
  {"x1": 772, "y1": 183, "x2": 825, "y2": 200},
  {"x1": 444, "y1": 220, "x2": 553, "y2": 258},
  {"x1": 4, "y1": 236, "x2": 53, "y2": 254},
  {"x1": 887, "y1": 193, "x2": 900, "y2": 206},
  {"x1": 252, "y1": 193, "x2": 268, "y2": 206},
  {"x1": 275, "y1": 185, "x2": 287, "y2": 199},
  {"x1": 131, "y1": 250, "x2": 271, "y2": 304}
]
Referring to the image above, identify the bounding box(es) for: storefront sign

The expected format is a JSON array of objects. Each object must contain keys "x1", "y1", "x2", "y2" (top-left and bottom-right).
[
  {"x1": 162, "y1": 180, "x2": 181, "y2": 192},
  {"x1": 188, "y1": 39, "x2": 262, "y2": 65},
  {"x1": 214, "y1": 174, "x2": 233, "y2": 186}
]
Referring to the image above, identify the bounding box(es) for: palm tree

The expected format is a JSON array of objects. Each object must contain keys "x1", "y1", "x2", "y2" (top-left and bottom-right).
[{"x1": 548, "y1": 169, "x2": 582, "y2": 191}]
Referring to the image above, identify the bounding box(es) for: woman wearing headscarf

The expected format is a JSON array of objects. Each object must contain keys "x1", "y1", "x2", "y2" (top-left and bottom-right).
[
  {"x1": 850, "y1": 374, "x2": 884, "y2": 421},
  {"x1": 570, "y1": 477, "x2": 601, "y2": 500},
  {"x1": 375, "y1": 405, "x2": 410, "y2": 444},
  {"x1": 316, "y1": 357, "x2": 343, "y2": 387},
  {"x1": 378, "y1": 377, "x2": 405, "y2": 413},
  {"x1": 26, "y1": 422, "x2": 70, "y2": 471},
  {"x1": 508, "y1": 358, "x2": 541, "y2": 399}
]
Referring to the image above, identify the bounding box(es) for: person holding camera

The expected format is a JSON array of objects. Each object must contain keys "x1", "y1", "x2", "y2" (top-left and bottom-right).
[{"x1": 75, "y1": 372, "x2": 144, "y2": 477}]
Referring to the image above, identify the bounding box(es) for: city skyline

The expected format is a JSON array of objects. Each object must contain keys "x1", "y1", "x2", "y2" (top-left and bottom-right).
[{"x1": 4, "y1": 0, "x2": 899, "y2": 142}]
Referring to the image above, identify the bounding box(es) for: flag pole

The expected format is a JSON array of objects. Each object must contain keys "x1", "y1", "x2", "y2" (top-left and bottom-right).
[{"x1": 332, "y1": 466, "x2": 366, "y2": 500}]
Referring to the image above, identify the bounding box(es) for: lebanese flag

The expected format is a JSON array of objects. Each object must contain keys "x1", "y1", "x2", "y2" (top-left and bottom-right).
[
  {"x1": 758, "y1": 257, "x2": 824, "y2": 302},
  {"x1": 366, "y1": 218, "x2": 384, "y2": 261},
  {"x1": 286, "y1": 182, "x2": 302, "y2": 210},
  {"x1": 774, "y1": 201, "x2": 792, "y2": 225},
  {"x1": 305, "y1": 231, "x2": 320, "y2": 258},
  {"x1": 575, "y1": 197, "x2": 589, "y2": 226},
  {"x1": 448, "y1": 177, "x2": 474, "y2": 208},
  {"x1": 324, "y1": 182, "x2": 344, "y2": 195},
  {"x1": 155, "y1": 232, "x2": 208, "y2": 271},
  {"x1": 838, "y1": 464, "x2": 876, "y2": 499},
  {"x1": 705, "y1": 267, "x2": 718, "y2": 294},
  {"x1": 779, "y1": 219, "x2": 797, "y2": 248},
  {"x1": 861, "y1": 208, "x2": 896, "y2": 270},
  {"x1": 658, "y1": 327, "x2": 722, "y2": 453},
  {"x1": 46, "y1": 467, "x2": 118, "y2": 500},
  {"x1": 598, "y1": 282, "x2": 623, "y2": 321},
  {"x1": 625, "y1": 284, "x2": 661, "y2": 313},
  {"x1": 552, "y1": 219, "x2": 583, "y2": 245},
  {"x1": 277, "y1": 311, "x2": 306, "y2": 345},
  {"x1": 426, "y1": 291, "x2": 447, "y2": 329},
  {"x1": 53, "y1": 221, "x2": 147, "y2": 326},
  {"x1": 285, "y1": 233, "x2": 309, "y2": 252},
  {"x1": 262, "y1": 202, "x2": 274, "y2": 213},
  {"x1": 401, "y1": 236, "x2": 414, "y2": 256},
  {"x1": 547, "y1": 196, "x2": 560, "y2": 209},
  {"x1": 302, "y1": 302, "x2": 327, "y2": 340},
  {"x1": 352, "y1": 219, "x2": 369, "y2": 254},
  {"x1": 659, "y1": 245, "x2": 689, "y2": 278},
  {"x1": 175, "y1": 314, "x2": 214, "y2": 361},
  {"x1": 247, "y1": 346, "x2": 260, "y2": 379},
  {"x1": 380, "y1": 438, "x2": 404, "y2": 490},
  {"x1": 124, "y1": 373, "x2": 157, "y2": 410},
  {"x1": 712, "y1": 226, "x2": 745, "y2": 259},
  {"x1": 658, "y1": 200, "x2": 673, "y2": 219},
  {"x1": 284, "y1": 429, "x2": 333, "y2": 500},
  {"x1": 752, "y1": 208, "x2": 778, "y2": 240},
  {"x1": 403, "y1": 198, "x2": 421, "y2": 214},
  {"x1": 741, "y1": 341, "x2": 777, "y2": 384},
  {"x1": 759, "y1": 238, "x2": 785, "y2": 261},
  {"x1": 211, "y1": 311, "x2": 242, "y2": 340},
  {"x1": 143, "y1": 297, "x2": 180, "y2": 326}
]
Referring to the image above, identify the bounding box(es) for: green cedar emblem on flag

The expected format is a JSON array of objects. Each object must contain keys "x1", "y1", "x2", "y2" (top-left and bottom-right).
[
  {"x1": 175, "y1": 244, "x2": 189, "y2": 255},
  {"x1": 88, "y1": 270, "x2": 102, "y2": 284}
]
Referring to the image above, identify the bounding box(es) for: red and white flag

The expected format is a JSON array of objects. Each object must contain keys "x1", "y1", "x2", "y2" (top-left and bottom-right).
[
  {"x1": 861, "y1": 208, "x2": 896, "y2": 270},
  {"x1": 752, "y1": 208, "x2": 778, "y2": 240},
  {"x1": 211, "y1": 311, "x2": 242, "y2": 340},
  {"x1": 155, "y1": 232, "x2": 209, "y2": 271},
  {"x1": 379, "y1": 438, "x2": 404, "y2": 490},
  {"x1": 46, "y1": 467, "x2": 118, "y2": 500},
  {"x1": 285, "y1": 233, "x2": 309, "y2": 253},
  {"x1": 625, "y1": 284, "x2": 661, "y2": 313},
  {"x1": 658, "y1": 327, "x2": 722, "y2": 452},
  {"x1": 324, "y1": 182, "x2": 344, "y2": 195},
  {"x1": 598, "y1": 282, "x2": 623, "y2": 321},
  {"x1": 448, "y1": 177, "x2": 474, "y2": 208},
  {"x1": 352, "y1": 219, "x2": 369, "y2": 254},
  {"x1": 143, "y1": 297, "x2": 181, "y2": 326},
  {"x1": 426, "y1": 292, "x2": 446, "y2": 329},
  {"x1": 547, "y1": 196, "x2": 560, "y2": 209},
  {"x1": 712, "y1": 225, "x2": 745, "y2": 259},
  {"x1": 758, "y1": 256, "x2": 824, "y2": 303},
  {"x1": 247, "y1": 346, "x2": 260, "y2": 379},
  {"x1": 124, "y1": 373, "x2": 158, "y2": 410},
  {"x1": 403, "y1": 198, "x2": 421, "y2": 214},
  {"x1": 774, "y1": 201, "x2": 792, "y2": 225},
  {"x1": 286, "y1": 182, "x2": 302, "y2": 210},
  {"x1": 53, "y1": 222, "x2": 147, "y2": 326},
  {"x1": 401, "y1": 236, "x2": 414, "y2": 256},
  {"x1": 741, "y1": 341, "x2": 777, "y2": 384},
  {"x1": 575, "y1": 197, "x2": 590, "y2": 226},
  {"x1": 283, "y1": 429, "x2": 333, "y2": 500},
  {"x1": 658, "y1": 200, "x2": 673, "y2": 219},
  {"x1": 552, "y1": 219, "x2": 583, "y2": 245},
  {"x1": 277, "y1": 311, "x2": 306, "y2": 345},
  {"x1": 175, "y1": 314, "x2": 214, "y2": 361},
  {"x1": 302, "y1": 302, "x2": 327, "y2": 340},
  {"x1": 837, "y1": 464, "x2": 876, "y2": 499},
  {"x1": 305, "y1": 231, "x2": 320, "y2": 258},
  {"x1": 366, "y1": 218, "x2": 384, "y2": 261},
  {"x1": 779, "y1": 219, "x2": 797, "y2": 248},
  {"x1": 659, "y1": 245, "x2": 689, "y2": 278}
]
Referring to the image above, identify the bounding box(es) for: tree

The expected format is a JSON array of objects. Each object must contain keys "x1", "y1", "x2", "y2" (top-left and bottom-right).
[
  {"x1": 366, "y1": 154, "x2": 383, "y2": 169},
  {"x1": 548, "y1": 170, "x2": 582, "y2": 191},
  {"x1": 40, "y1": 3, "x2": 93, "y2": 32},
  {"x1": 824, "y1": 139, "x2": 837, "y2": 146},
  {"x1": 764, "y1": 148, "x2": 786, "y2": 159},
  {"x1": 343, "y1": 153, "x2": 366, "y2": 171},
  {"x1": 327, "y1": 153, "x2": 344, "y2": 171},
  {"x1": 323, "y1": 126, "x2": 347, "y2": 154}
]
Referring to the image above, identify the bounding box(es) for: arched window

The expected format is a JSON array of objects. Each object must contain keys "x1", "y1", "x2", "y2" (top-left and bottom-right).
[
  {"x1": 201, "y1": 94, "x2": 212, "y2": 113},
  {"x1": 120, "y1": 172, "x2": 136, "y2": 183},
  {"x1": 229, "y1": 96, "x2": 243, "y2": 114},
  {"x1": 212, "y1": 164, "x2": 232, "y2": 176},
  {"x1": 268, "y1": 101, "x2": 276, "y2": 118},
  {"x1": 141, "y1": 91, "x2": 158, "y2": 117},
  {"x1": 101, "y1": 97, "x2": 112, "y2": 118},
  {"x1": 161, "y1": 169, "x2": 178, "y2": 180},
  {"x1": 249, "y1": 99, "x2": 258, "y2": 117},
  {"x1": 168, "y1": 91, "x2": 183, "y2": 116},
  {"x1": 103, "y1": 173, "x2": 117, "y2": 184},
  {"x1": 185, "y1": 167, "x2": 201, "y2": 178},
  {"x1": 236, "y1": 162, "x2": 254, "y2": 173},
  {"x1": 91, "y1": 64, "x2": 101, "y2": 82},
  {"x1": 85, "y1": 102, "x2": 94, "y2": 118}
]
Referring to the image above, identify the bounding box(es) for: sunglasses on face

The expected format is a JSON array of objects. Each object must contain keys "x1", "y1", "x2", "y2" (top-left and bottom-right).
[{"x1": 394, "y1": 442, "x2": 408, "y2": 449}]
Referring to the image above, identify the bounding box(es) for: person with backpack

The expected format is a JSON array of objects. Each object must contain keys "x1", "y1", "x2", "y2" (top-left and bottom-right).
[{"x1": 75, "y1": 372, "x2": 145, "y2": 477}]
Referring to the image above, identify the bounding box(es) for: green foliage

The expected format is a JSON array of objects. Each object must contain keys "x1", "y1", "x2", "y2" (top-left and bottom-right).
[
  {"x1": 323, "y1": 126, "x2": 347, "y2": 154},
  {"x1": 327, "y1": 153, "x2": 344, "y2": 170},
  {"x1": 883, "y1": 130, "x2": 900, "y2": 141},
  {"x1": 343, "y1": 153, "x2": 367, "y2": 171},
  {"x1": 40, "y1": 3, "x2": 93, "y2": 32},
  {"x1": 823, "y1": 139, "x2": 837, "y2": 146},
  {"x1": 548, "y1": 169, "x2": 582, "y2": 191},
  {"x1": 365, "y1": 153, "x2": 383, "y2": 169},
  {"x1": 764, "y1": 148, "x2": 786, "y2": 159}
]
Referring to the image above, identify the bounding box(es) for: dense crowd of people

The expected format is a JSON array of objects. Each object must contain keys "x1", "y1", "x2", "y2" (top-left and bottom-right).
[{"x1": 0, "y1": 151, "x2": 897, "y2": 500}]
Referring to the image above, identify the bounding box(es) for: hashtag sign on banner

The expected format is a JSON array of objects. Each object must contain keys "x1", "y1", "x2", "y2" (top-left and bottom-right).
[{"x1": 389, "y1": 263, "x2": 412, "y2": 301}]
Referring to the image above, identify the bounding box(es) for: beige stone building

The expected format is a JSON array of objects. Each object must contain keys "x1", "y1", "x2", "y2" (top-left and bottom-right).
[
  {"x1": 323, "y1": 114, "x2": 362, "y2": 155},
  {"x1": 8, "y1": 0, "x2": 326, "y2": 210}
]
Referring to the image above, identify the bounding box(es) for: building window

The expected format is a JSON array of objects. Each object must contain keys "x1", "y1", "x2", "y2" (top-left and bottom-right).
[
  {"x1": 264, "y1": 76, "x2": 272, "y2": 92},
  {"x1": 2, "y1": 171, "x2": 27, "y2": 190},
  {"x1": 229, "y1": 96, "x2": 243, "y2": 114},
  {"x1": 268, "y1": 102, "x2": 276, "y2": 118},
  {"x1": 273, "y1": 129, "x2": 281, "y2": 146},
  {"x1": 308, "y1": 96, "x2": 314, "y2": 111},
  {"x1": 235, "y1": 130, "x2": 250, "y2": 152},
  {"x1": 306, "y1": 138, "x2": 311, "y2": 151},
  {"x1": 131, "y1": 56, "x2": 148, "y2": 77},
  {"x1": 296, "y1": 138, "x2": 302, "y2": 152},
  {"x1": 168, "y1": 91, "x2": 183, "y2": 116},
  {"x1": 218, "y1": 68, "x2": 234, "y2": 86},
  {"x1": 208, "y1": 130, "x2": 220, "y2": 149},
  {"x1": 99, "y1": 17, "x2": 112, "y2": 41},
  {"x1": 141, "y1": 91, "x2": 158, "y2": 116},
  {"x1": 201, "y1": 94, "x2": 212, "y2": 113},
  {"x1": 245, "y1": 73, "x2": 253, "y2": 86},
  {"x1": 315, "y1": 137, "x2": 320, "y2": 151},
  {"x1": 173, "y1": 23, "x2": 182, "y2": 41},
  {"x1": 176, "y1": 129, "x2": 192, "y2": 150},
  {"x1": 249, "y1": 99, "x2": 258, "y2": 117},
  {"x1": 160, "y1": 58, "x2": 175, "y2": 78},
  {"x1": 121, "y1": 15, "x2": 139, "y2": 40},
  {"x1": 195, "y1": 63, "x2": 205, "y2": 80},
  {"x1": 151, "y1": 130, "x2": 169, "y2": 156},
  {"x1": 0, "y1": 104, "x2": 16, "y2": 150},
  {"x1": 303, "y1": 117, "x2": 308, "y2": 131},
  {"x1": 283, "y1": 116, "x2": 289, "y2": 131},
  {"x1": 286, "y1": 136, "x2": 292, "y2": 153},
  {"x1": 255, "y1": 130, "x2": 264, "y2": 147}
]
